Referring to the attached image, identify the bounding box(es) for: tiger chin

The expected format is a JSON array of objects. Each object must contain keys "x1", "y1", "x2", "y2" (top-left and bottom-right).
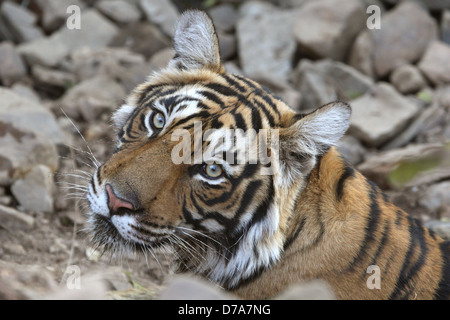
[{"x1": 85, "y1": 10, "x2": 450, "y2": 300}]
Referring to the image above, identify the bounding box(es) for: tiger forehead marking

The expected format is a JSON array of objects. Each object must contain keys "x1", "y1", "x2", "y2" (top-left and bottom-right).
[{"x1": 85, "y1": 10, "x2": 450, "y2": 300}]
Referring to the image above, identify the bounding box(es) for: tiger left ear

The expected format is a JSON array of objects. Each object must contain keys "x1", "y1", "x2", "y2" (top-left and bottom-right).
[{"x1": 168, "y1": 10, "x2": 223, "y2": 73}]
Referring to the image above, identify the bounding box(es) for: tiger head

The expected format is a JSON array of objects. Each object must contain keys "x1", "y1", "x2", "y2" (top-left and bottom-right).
[{"x1": 86, "y1": 10, "x2": 351, "y2": 289}]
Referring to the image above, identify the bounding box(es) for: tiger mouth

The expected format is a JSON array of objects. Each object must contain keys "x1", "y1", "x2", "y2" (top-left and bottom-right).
[{"x1": 88, "y1": 214, "x2": 171, "y2": 251}]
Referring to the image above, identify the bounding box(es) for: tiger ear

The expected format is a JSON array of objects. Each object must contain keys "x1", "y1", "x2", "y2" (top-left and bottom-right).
[
  {"x1": 278, "y1": 102, "x2": 351, "y2": 177},
  {"x1": 168, "y1": 10, "x2": 223, "y2": 73}
]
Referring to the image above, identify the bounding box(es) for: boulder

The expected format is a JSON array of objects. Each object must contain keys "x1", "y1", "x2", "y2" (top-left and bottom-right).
[
  {"x1": 0, "y1": 41, "x2": 26, "y2": 86},
  {"x1": 34, "y1": 0, "x2": 86, "y2": 32},
  {"x1": 389, "y1": 64, "x2": 426, "y2": 94},
  {"x1": 95, "y1": 0, "x2": 142, "y2": 24},
  {"x1": 292, "y1": 0, "x2": 365, "y2": 61},
  {"x1": 0, "y1": 1, "x2": 44, "y2": 43},
  {"x1": 11, "y1": 165, "x2": 55, "y2": 213},
  {"x1": 237, "y1": 2, "x2": 300, "y2": 85},
  {"x1": 418, "y1": 41, "x2": 450, "y2": 86},
  {"x1": 60, "y1": 76, "x2": 126, "y2": 121},
  {"x1": 349, "y1": 83, "x2": 420, "y2": 147},
  {"x1": 139, "y1": 0, "x2": 179, "y2": 37},
  {"x1": 18, "y1": 9, "x2": 118, "y2": 68},
  {"x1": 350, "y1": 2, "x2": 437, "y2": 78}
]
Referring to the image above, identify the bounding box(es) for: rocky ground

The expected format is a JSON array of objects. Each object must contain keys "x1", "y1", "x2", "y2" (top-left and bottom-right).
[{"x1": 0, "y1": 0, "x2": 450, "y2": 299}]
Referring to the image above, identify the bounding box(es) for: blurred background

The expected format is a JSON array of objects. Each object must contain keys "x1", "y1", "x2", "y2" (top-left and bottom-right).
[{"x1": 0, "y1": 0, "x2": 449, "y2": 299}]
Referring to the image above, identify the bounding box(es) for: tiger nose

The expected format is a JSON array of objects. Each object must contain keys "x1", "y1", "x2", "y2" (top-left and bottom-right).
[{"x1": 105, "y1": 184, "x2": 136, "y2": 215}]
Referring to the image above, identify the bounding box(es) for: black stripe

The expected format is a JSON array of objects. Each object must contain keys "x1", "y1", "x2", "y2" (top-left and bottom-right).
[
  {"x1": 389, "y1": 216, "x2": 429, "y2": 299},
  {"x1": 434, "y1": 241, "x2": 450, "y2": 299},
  {"x1": 346, "y1": 181, "x2": 380, "y2": 271},
  {"x1": 336, "y1": 164, "x2": 355, "y2": 201},
  {"x1": 233, "y1": 112, "x2": 247, "y2": 131},
  {"x1": 283, "y1": 217, "x2": 307, "y2": 251}
]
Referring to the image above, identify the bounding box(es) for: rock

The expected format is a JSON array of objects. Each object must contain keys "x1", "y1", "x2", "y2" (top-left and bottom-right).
[
  {"x1": 11, "y1": 165, "x2": 55, "y2": 213},
  {"x1": 418, "y1": 41, "x2": 450, "y2": 86},
  {"x1": 139, "y1": 0, "x2": 180, "y2": 37},
  {"x1": 35, "y1": 0, "x2": 86, "y2": 32},
  {"x1": 348, "y1": 31, "x2": 375, "y2": 78},
  {"x1": 275, "y1": 279, "x2": 335, "y2": 300},
  {"x1": 208, "y1": 3, "x2": 238, "y2": 33},
  {"x1": 10, "y1": 83, "x2": 40, "y2": 103},
  {"x1": 0, "y1": 87, "x2": 64, "y2": 145},
  {"x1": 110, "y1": 22, "x2": 170, "y2": 59},
  {"x1": 292, "y1": 60, "x2": 338, "y2": 111},
  {"x1": 0, "y1": 41, "x2": 26, "y2": 86},
  {"x1": 337, "y1": 135, "x2": 366, "y2": 165},
  {"x1": 18, "y1": 9, "x2": 118, "y2": 68},
  {"x1": 390, "y1": 64, "x2": 426, "y2": 94},
  {"x1": 419, "y1": 181, "x2": 450, "y2": 217},
  {"x1": 95, "y1": 0, "x2": 142, "y2": 25},
  {"x1": 217, "y1": 32, "x2": 236, "y2": 61},
  {"x1": 60, "y1": 76, "x2": 126, "y2": 121},
  {"x1": 0, "y1": 121, "x2": 58, "y2": 186},
  {"x1": 148, "y1": 48, "x2": 175, "y2": 71},
  {"x1": 314, "y1": 59, "x2": 374, "y2": 99},
  {"x1": 442, "y1": 10, "x2": 450, "y2": 45},
  {"x1": 358, "y1": 142, "x2": 450, "y2": 189},
  {"x1": 368, "y1": 2, "x2": 437, "y2": 78},
  {"x1": 0, "y1": 1, "x2": 44, "y2": 43},
  {"x1": 349, "y1": 83, "x2": 420, "y2": 147},
  {"x1": 31, "y1": 65, "x2": 76, "y2": 89},
  {"x1": 425, "y1": 221, "x2": 450, "y2": 241},
  {"x1": 3, "y1": 243, "x2": 26, "y2": 256},
  {"x1": 0, "y1": 204, "x2": 35, "y2": 230},
  {"x1": 70, "y1": 47, "x2": 146, "y2": 85},
  {"x1": 237, "y1": 2, "x2": 299, "y2": 85},
  {"x1": 158, "y1": 275, "x2": 233, "y2": 300},
  {"x1": 292, "y1": 0, "x2": 365, "y2": 61}
]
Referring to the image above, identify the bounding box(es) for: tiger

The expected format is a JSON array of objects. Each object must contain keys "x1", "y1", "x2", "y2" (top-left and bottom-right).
[{"x1": 85, "y1": 10, "x2": 450, "y2": 300}]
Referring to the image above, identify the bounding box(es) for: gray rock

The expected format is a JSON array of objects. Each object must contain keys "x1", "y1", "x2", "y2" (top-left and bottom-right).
[
  {"x1": 442, "y1": 10, "x2": 450, "y2": 45},
  {"x1": 10, "y1": 83, "x2": 40, "y2": 103},
  {"x1": 110, "y1": 22, "x2": 170, "y2": 59},
  {"x1": 314, "y1": 59, "x2": 374, "y2": 99},
  {"x1": 418, "y1": 41, "x2": 450, "y2": 86},
  {"x1": 389, "y1": 64, "x2": 426, "y2": 94},
  {"x1": 31, "y1": 65, "x2": 76, "y2": 89},
  {"x1": 237, "y1": 2, "x2": 299, "y2": 85},
  {"x1": 371, "y1": 2, "x2": 437, "y2": 78},
  {"x1": 337, "y1": 135, "x2": 366, "y2": 165},
  {"x1": 348, "y1": 31, "x2": 375, "y2": 78},
  {"x1": 292, "y1": 60, "x2": 338, "y2": 111},
  {"x1": 382, "y1": 0, "x2": 450, "y2": 11},
  {"x1": 139, "y1": 0, "x2": 179, "y2": 37},
  {"x1": 218, "y1": 32, "x2": 236, "y2": 61},
  {"x1": 0, "y1": 204, "x2": 35, "y2": 230},
  {"x1": 0, "y1": 121, "x2": 58, "y2": 186},
  {"x1": 419, "y1": 181, "x2": 450, "y2": 216},
  {"x1": 60, "y1": 76, "x2": 126, "y2": 121},
  {"x1": 18, "y1": 9, "x2": 118, "y2": 68},
  {"x1": 0, "y1": 41, "x2": 26, "y2": 86},
  {"x1": 292, "y1": 0, "x2": 365, "y2": 61},
  {"x1": 358, "y1": 142, "x2": 450, "y2": 189},
  {"x1": 35, "y1": 0, "x2": 86, "y2": 32},
  {"x1": 0, "y1": 1, "x2": 44, "y2": 43},
  {"x1": 0, "y1": 87, "x2": 64, "y2": 145},
  {"x1": 96, "y1": 0, "x2": 142, "y2": 25},
  {"x1": 349, "y1": 83, "x2": 420, "y2": 147},
  {"x1": 208, "y1": 3, "x2": 238, "y2": 33},
  {"x1": 11, "y1": 165, "x2": 55, "y2": 213}
]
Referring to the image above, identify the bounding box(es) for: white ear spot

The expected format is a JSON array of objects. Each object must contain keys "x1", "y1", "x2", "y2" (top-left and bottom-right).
[
  {"x1": 168, "y1": 10, "x2": 222, "y2": 72},
  {"x1": 112, "y1": 104, "x2": 135, "y2": 131}
]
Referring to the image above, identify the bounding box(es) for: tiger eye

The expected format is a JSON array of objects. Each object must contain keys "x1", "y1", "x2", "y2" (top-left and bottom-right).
[
  {"x1": 152, "y1": 112, "x2": 165, "y2": 129},
  {"x1": 203, "y1": 164, "x2": 223, "y2": 179}
]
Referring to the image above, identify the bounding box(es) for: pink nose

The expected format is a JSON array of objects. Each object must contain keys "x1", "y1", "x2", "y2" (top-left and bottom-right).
[{"x1": 105, "y1": 184, "x2": 134, "y2": 214}]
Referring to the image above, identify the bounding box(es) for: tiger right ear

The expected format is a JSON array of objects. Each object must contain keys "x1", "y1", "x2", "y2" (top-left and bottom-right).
[{"x1": 167, "y1": 10, "x2": 224, "y2": 73}]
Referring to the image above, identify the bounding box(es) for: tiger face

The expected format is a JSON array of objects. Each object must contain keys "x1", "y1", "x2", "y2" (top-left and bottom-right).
[{"x1": 86, "y1": 10, "x2": 351, "y2": 289}]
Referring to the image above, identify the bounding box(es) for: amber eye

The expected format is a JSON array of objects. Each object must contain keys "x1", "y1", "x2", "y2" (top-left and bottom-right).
[
  {"x1": 152, "y1": 112, "x2": 165, "y2": 129},
  {"x1": 202, "y1": 163, "x2": 223, "y2": 179}
]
